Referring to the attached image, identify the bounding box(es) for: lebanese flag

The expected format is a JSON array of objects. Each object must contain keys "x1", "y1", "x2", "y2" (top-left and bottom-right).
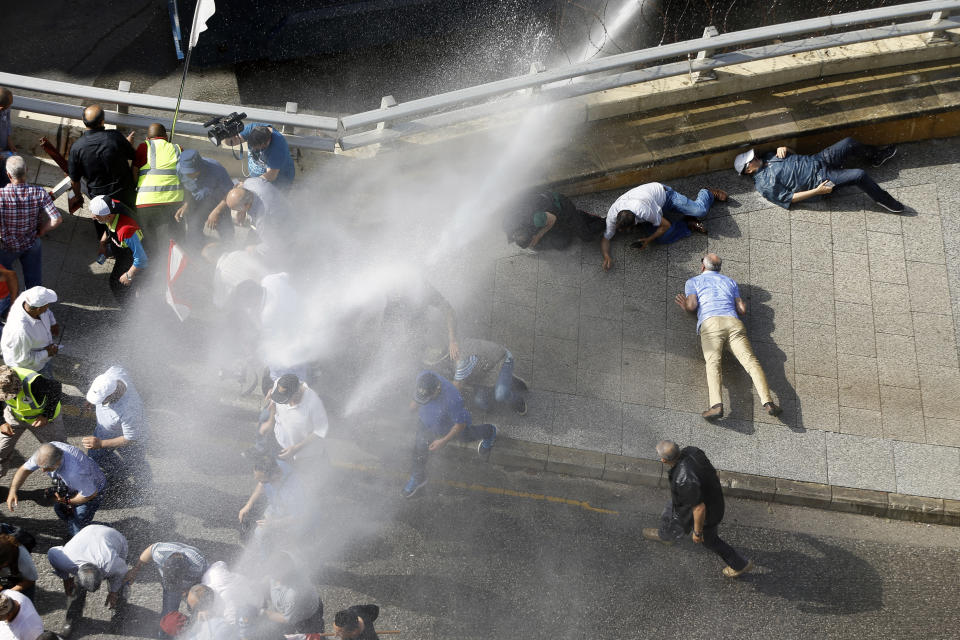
[{"x1": 165, "y1": 240, "x2": 191, "y2": 321}]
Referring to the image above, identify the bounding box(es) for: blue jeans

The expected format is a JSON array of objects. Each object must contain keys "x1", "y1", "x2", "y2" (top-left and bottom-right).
[
  {"x1": 813, "y1": 137, "x2": 891, "y2": 204},
  {"x1": 0, "y1": 237, "x2": 42, "y2": 290},
  {"x1": 652, "y1": 187, "x2": 715, "y2": 245},
  {"x1": 160, "y1": 584, "x2": 184, "y2": 620},
  {"x1": 409, "y1": 421, "x2": 496, "y2": 483},
  {"x1": 472, "y1": 352, "x2": 516, "y2": 410},
  {"x1": 54, "y1": 494, "x2": 103, "y2": 538}
]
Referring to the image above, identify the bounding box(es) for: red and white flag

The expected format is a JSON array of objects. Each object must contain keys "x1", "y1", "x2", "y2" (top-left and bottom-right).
[{"x1": 165, "y1": 240, "x2": 191, "y2": 321}]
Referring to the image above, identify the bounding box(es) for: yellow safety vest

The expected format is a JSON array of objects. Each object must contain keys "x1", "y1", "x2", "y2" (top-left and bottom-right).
[
  {"x1": 8, "y1": 367, "x2": 61, "y2": 421},
  {"x1": 135, "y1": 138, "x2": 184, "y2": 206}
]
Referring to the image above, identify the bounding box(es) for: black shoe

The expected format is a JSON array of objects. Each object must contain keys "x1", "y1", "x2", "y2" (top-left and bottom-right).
[
  {"x1": 478, "y1": 425, "x2": 498, "y2": 462},
  {"x1": 514, "y1": 397, "x2": 527, "y2": 416},
  {"x1": 511, "y1": 375, "x2": 528, "y2": 392},
  {"x1": 877, "y1": 197, "x2": 905, "y2": 213},
  {"x1": 872, "y1": 145, "x2": 897, "y2": 167}
]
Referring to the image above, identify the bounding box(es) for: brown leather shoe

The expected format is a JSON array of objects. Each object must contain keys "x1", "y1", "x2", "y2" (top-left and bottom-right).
[
  {"x1": 709, "y1": 188, "x2": 728, "y2": 202},
  {"x1": 764, "y1": 402, "x2": 782, "y2": 417},
  {"x1": 642, "y1": 528, "x2": 674, "y2": 546},
  {"x1": 722, "y1": 560, "x2": 753, "y2": 578},
  {"x1": 686, "y1": 220, "x2": 707, "y2": 235},
  {"x1": 702, "y1": 403, "x2": 723, "y2": 419}
]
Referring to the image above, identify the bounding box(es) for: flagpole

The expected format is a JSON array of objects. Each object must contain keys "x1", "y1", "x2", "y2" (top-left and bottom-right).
[{"x1": 170, "y1": 0, "x2": 205, "y2": 141}]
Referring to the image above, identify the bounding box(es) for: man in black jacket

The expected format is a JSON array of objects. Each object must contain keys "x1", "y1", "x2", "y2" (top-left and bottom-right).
[{"x1": 642, "y1": 440, "x2": 752, "y2": 577}]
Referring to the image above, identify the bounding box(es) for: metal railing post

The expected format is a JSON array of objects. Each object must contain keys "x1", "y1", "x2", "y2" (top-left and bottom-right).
[
  {"x1": 525, "y1": 62, "x2": 546, "y2": 95},
  {"x1": 925, "y1": 10, "x2": 954, "y2": 43},
  {"x1": 690, "y1": 26, "x2": 719, "y2": 83},
  {"x1": 282, "y1": 102, "x2": 298, "y2": 134},
  {"x1": 377, "y1": 95, "x2": 397, "y2": 131},
  {"x1": 117, "y1": 81, "x2": 131, "y2": 114}
]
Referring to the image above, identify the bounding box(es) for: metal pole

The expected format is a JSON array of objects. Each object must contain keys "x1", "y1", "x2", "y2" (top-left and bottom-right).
[{"x1": 170, "y1": 0, "x2": 205, "y2": 141}]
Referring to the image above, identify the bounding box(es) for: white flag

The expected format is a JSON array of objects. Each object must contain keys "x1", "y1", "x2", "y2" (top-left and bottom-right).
[
  {"x1": 165, "y1": 240, "x2": 191, "y2": 322},
  {"x1": 188, "y1": 0, "x2": 216, "y2": 49}
]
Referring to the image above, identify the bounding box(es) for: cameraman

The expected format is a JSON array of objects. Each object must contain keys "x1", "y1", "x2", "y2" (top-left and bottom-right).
[{"x1": 228, "y1": 122, "x2": 295, "y2": 188}]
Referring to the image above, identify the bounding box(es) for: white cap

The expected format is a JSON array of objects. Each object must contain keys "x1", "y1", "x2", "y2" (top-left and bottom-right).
[
  {"x1": 734, "y1": 149, "x2": 755, "y2": 175},
  {"x1": 86, "y1": 370, "x2": 120, "y2": 404},
  {"x1": 23, "y1": 286, "x2": 57, "y2": 307},
  {"x1": 89, "y1": 195, "x2": 112, "y2": 218}
]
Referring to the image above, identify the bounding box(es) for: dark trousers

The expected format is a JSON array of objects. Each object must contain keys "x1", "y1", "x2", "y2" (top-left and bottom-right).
[
  {"x1": 410, "y1": 422, "x2": 495, "y2": 482},
  {"x1": 657, "y1": 501, "x2": 748, "y2": 571},
  {"x1": 109, "y1": 246, "x2": 137, "y2": 302},
  {"x1": 814, "y1": 137, "x2": 893, "y2": 205}
]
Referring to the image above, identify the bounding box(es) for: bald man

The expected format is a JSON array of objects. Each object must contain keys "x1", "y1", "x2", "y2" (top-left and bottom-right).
[
  {"x1": 0, "y1": 88, "x2": 16, "y2": 189},
  {"x1": 212, "y1": 178, "x2": 290, "y2": 258},
  {"x1": 675, "y1": 253, "x2": 780, "y2": 420},
  {"x1": 68, "y1": 104, "x2": 137, "y2": 213}
]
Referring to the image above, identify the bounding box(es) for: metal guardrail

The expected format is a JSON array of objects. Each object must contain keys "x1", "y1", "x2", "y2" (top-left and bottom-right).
[{"x1": 3, "y1": 0, "x2": 959, "y2": 153}]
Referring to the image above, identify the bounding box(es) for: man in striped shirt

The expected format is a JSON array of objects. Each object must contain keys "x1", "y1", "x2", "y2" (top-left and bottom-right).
[{"x1": 0, "y1": 155, "x2": 61, "y2": 292}]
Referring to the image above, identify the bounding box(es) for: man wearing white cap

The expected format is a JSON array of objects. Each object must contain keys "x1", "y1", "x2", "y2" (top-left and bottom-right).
[
  {"x1": 0, "y1": 588, "x2": 43, "y2": 640},
  {"x1": 81, "y1": 366, "x2": 147, "y2": 482},
  {"x1": 89, "y1": 195, "x2": 148, "y2": 302},
  {"x1": 734, "y1": 138, "x2": 903, "y2": 212},
  {"x1": 0, "y1": 286, "x2": 59, "y2": 373}
]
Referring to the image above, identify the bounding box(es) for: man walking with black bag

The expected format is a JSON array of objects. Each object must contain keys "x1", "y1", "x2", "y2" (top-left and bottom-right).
[{"x1": 642, "y1": 440, "x2": 752, "y2": 578}]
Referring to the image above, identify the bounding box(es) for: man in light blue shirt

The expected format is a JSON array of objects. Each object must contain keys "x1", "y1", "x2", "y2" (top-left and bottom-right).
[
  {"x1": 7, "y1": 441, "x2": 107, "y2": 537},
  {"x1": 676, "y1": 253, "x2": 780, "y2": 421},
  {"x1": 81, "y1": 365, "x2": 148, "y2": 483}
]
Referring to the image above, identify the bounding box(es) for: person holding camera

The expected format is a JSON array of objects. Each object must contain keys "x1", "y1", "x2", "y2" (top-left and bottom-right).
[{"x1": 228, "y1": 122, "x2": 295, "y2": 188}]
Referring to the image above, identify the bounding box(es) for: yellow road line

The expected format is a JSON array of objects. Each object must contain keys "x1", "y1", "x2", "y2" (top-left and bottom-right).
[{"x1": 333, "y1": 460, "x2": 619, "y2": 515}]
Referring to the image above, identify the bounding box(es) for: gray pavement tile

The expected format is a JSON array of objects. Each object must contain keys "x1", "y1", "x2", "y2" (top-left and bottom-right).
[
  {"x1": 747, "y1": 289, "x2": 793, "y2": 345},
  {"x1": 750, "y1": 341, "x2": 797, "y2": 426},
  {"x1": 577, "y1": 316, "x2": 622, "y2": 373},
  {"x1": 903, "y1": 215, "x2": 946, "y2": 264},
  {"x1": 724, "y1": 188, "x2": 771, "y2": 215},
  {"x1": 755, "y1": 423, "x2": 828, "y2": 484},
  {"x1": 871, "y1": 281, "x2": 913, "y2": 336},
  {"x1": 706, "y1": 213, "x2": 749, "y2": 258},
  {"x1": 664, "y1": 380, "x2": 713, "y2": 415},
  {"x1": 796, "y1": 373, "x2": 839, "y2": 432},
  {"x1": 835, "y1": 301, "x2": 876, "y2": 357},
  {"x1": 830, "y1": 210, "x2": 867, "y2": 255},
  {"x1": 496, "y1": 389, "x2": 556, "y2": 445},
  {"x1": 532, "y1": 334, "x2": 578, "y2": 394},
  {"x1": 749, "y1": 206, "x2": 791, "y2": 244},
  {"x1": 621, "y1": 348, "x2": 665, "y2": 407},
  {"x1": 790, "y1": 219, "x2": 834, "y2": 274},
  {"x1": 580, "y1": 273, "x2": 624, "y2": 321},
  {"x1": 535, "y1": 282, "x2": 581, "y2": 341},
  {"x1": 666, "y1": 235, "x2": 708, "y2": 280},
  {"x1": 491, "y1": 301, "x2": 536, "y2": 358},
  {"x1": 750, "y1": 238, "x2": 792, "y2": 295},
  {"x1": 864, "y1": 209, "x2": 902, "y2": 235},
  {"x1": 924, "y1": 417, "x2": 960, "y2": 448},
  {"x1": 715, "y1": 259, "x2": 750, "y2": 295},
  {"x1": 665, "y1": 276, "x2": 695, "y2": 325},
  {"x1": 880, "y1": 385, "x2": 926, "y2": 443},
  {"x1": 838, "y1": 406, "x2": 883, "y2": 438},
  {"x1": 912, "y1": 312, "x2": 959, "y2": 368},
  {"x1": 794, "y1": 321, "x2": 837, "y2": 378},
  {"x1": 685, "y1": 416, "x2": 759, "y2": 475},
  {"x1": 622, "y1": 296, "x2": 667, "y2": 353},
  {"x1": 895, "y1": 182, "x2": 941, "y2": 217},
  {"x1": 495, "y1": 253, "x2": 539, "y2": 292},
  {"x1": 622, "y1": 245, "x2": 664, "y2": 300},
  {"x1": 577, "y1": 367, "x2": 622, "y2": 402},
  {"x1": 792, "y1": 270, "x2": 835, "y2": 325},
  {"x1": 833, "y1": 251, "x2": 872, "y2": 305},
  {"x1": 552, "y1": 394, "x2": 622, "y2": 455},
  {"x1": 790, "y1": 208, "x2": 831, "y2": 225},
  {"x1": 837, "y1": 353, "x2": 880, "y2": 411},
  {"x1": 664, "y1": 329, "x2": 706, "y2": 387},
  {"x1": 825, "y1": 431, "x2": 897, "y2": 492},
  {"x1": 538, "y1": 250, "x2": 583, "y2": 289},
  {"x1": 875, "y1": 332, "x2": 920, "y2": 389},
  {"x1": 918, "y1": 363, "x2": 960, "y2": 420},
  {"x1": 867, "y1": 231, "x2": 908, "y2": 284},
  {"x1": 892, "y1": 441, "x2": 960, "y2": 499},
  {"x1": 621, "y1": 402, "x2": 690, "y2": 459},
  {"x1": 907, "y1": 261, "x2": 950, "y2": 313}
]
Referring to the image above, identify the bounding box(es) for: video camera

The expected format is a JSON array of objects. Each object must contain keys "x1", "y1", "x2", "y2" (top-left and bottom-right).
[{"x1": 203, "y1": 111, "x2": 247, "y2": 146}]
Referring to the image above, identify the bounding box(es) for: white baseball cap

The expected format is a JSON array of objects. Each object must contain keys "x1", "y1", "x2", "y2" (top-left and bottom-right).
[
  {"x1": 86, "y1": 371, "x2": 120, "y2": 404},
  {"x1": 23, "y1": 286, "x2": 57, "y2": 307},
  {"x1": 89, "y1": 195, "x2": 114, "y2": 218},
  {"x1": 734, "y1": 149, "x2": 756, "y2": 175}
]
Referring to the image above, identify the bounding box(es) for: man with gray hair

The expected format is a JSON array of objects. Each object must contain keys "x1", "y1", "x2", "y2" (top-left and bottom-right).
[
  {"x1": 6, "y1": 442, "x2": 107, "y2": 538},
  {"x1": 46, "y1": 524, "x2": 129, "y2": 638},
  {"x1": 675, "y1": 252, "x2": 780, "y2": 420},
  {"x1": 643, "y1": 441, "x2": 752, "y2": 578},
  {"x1": 0, "y1": 155, "x2": 62, "y2": 291}
]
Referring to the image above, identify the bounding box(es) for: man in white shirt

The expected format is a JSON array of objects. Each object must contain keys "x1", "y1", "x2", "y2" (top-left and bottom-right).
[
  {"x1": 600, "y1": 182, "x2": 726, "y2": 271},
  {"x1": 47, "y1": 525, "x2": 129, "y2": 637},
  {"x1": 81, "y1": 366, "x2": 147, "y2": 482},
  {"x1": 0, "y1": 589, "x2": 42, "y2": 640},
  {"x1": 259, "y1": 374, "x2": 328, "y2": 464},
  {"x1": 0, "y1": 287, "x2": 60, "y2": 374}
]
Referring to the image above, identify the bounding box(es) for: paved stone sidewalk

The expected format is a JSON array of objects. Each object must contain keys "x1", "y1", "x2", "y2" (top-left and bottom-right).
[
  {"x1": 17, "y1": 136, "x2": 960, "y2": 502},
  {"x1": 447, "y1": 136, "x2": 960, "y2": 501}
]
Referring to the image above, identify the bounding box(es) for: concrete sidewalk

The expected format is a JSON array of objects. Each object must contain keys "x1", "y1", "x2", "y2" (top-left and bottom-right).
[{"x1": 14, "y1": 135, "x2": 960, "y2": 527}]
